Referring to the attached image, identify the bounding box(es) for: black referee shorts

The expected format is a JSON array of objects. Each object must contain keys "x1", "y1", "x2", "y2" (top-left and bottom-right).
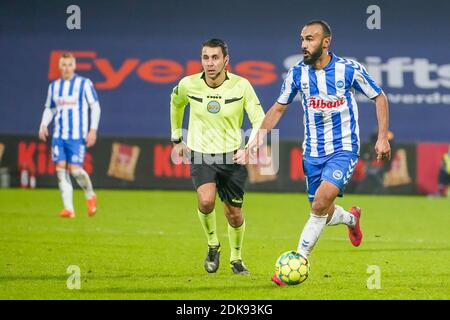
[{"x1": 190, "y1": 151, "x2": 248, "y2": 208}]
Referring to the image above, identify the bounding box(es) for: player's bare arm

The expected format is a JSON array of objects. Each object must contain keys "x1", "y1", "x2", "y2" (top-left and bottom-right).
[
  {"x1": 38, "y1": 126, "x2": 48, "y2": 142},
  {"x1": 373, "y1": 91, "x2": 391, "y2": 161},
  {"x1": 86, "y1": 128, "x2": 97, "y2": 148},
  {"x1": 39, "y1": 105, "x2": 56, "y2": 142}
]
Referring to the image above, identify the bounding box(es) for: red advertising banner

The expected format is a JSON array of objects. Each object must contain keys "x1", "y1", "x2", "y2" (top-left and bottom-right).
[{"x1": 416, "y1": 143, "x2": 450, "y2": 194}]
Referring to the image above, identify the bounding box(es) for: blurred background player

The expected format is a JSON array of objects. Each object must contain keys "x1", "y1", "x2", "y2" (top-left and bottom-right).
[
  {"x1": 170, "y1": 39, "x2": 265, "y2": 275},
  {"x1": 235, "y1": 21, "x2": 391, "y2": 285},
  {"x1": 354, "y1": 129, "x2": 395, "y2": 194},
  {"x1": 437, "y1": 146, "x2": 450, "y2": 197},
  {"x1": 38, "y1": 52, "x2": 101, "y2": 218}
]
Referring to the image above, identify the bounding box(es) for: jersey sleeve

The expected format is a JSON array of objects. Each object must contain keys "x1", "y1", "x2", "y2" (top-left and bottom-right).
[
  {"x1": 84, "y1": 79, "x2": 99, "y2": 105},
  {"x1": 243, "y1": 80, "x2": 265, "y2": 146},
  {"x1": 277, "y1": 67, "x2": 299, "y2": 105},
  {"x1": 351, "y1": 62, "x2": 382, "y2": 99},
  {"x1": 170, "y1": 78, "x2": 189, "y2": 140},
  {"x1": 44, "y1": 83, "x2": 56, "y2": 109}
]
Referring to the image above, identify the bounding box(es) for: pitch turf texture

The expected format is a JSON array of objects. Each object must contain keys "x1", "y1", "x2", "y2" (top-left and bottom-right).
[{"x1": 1, "y1": 189, "x2": 449, "y2": 300}]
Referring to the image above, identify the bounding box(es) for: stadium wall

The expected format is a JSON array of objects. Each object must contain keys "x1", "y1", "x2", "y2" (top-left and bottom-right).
[{"x1": 1, "y1": 134, "x2": 447, "y2": 195}]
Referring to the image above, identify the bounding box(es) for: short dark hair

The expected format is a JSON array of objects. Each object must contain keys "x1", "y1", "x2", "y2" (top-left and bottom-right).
[
  {"x1": 202, "y1": 38, "x2": 228, "y2": 57},
  {"x1": 304, "y1": 20, "x2": 332, "y2": 38},
  {"x1": 60, "y1": 52, "x2": 76, "y2": 61}
]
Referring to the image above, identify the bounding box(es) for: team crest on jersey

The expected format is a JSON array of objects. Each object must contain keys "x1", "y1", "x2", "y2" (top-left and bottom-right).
[
  {"x1": 207, "y1": 100, "x2": 221, "y2": 114},
  {"x1": 301, "y1": 82, "x2": 309, "y2": 90},
  {"x1": 336, "y1": 80, "x2": 344, "y2": 88},
  {"x1": 332, "y1": 170, "x2": 343, "y2": 180}
]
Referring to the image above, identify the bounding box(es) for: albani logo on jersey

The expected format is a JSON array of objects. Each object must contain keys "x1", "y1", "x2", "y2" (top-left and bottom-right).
[
  {"x1": 56, "y1": 98, "x2": 77, "y2": 106},
  {"x1": 308, "y1": 97, "x2": 346, "y2": 109}
]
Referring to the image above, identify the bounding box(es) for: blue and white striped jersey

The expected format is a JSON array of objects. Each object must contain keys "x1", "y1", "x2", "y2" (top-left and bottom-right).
[
  {"x1": 45, "y1": 74, "x2": 99, "y2": 140},
  {"x1": 278, "y1": 52, "x2": 382, "y2": 158}
]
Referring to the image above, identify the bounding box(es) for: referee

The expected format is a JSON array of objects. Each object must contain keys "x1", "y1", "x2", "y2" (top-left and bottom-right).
[{"x1": 170, "y1": 39, "x2": 265, "y2": 275}]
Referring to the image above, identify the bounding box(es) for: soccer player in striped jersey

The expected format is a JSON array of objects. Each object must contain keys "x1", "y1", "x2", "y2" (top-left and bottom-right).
[
  {"x1": 39, "y1": 52, "x2": 101, "y2": 218},
  {"x1": 234, "y1": 20, "x2": 391, "y2": 285}
]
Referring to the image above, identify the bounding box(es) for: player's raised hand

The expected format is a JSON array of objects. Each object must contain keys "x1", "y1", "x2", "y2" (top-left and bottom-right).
[
  {"x1": 86, "y1": 129, "x2": 97, "y2": 148},
  {"x1": 38, "y1": 126, "x2": 48, "y2": 142},
  {"x1": 375, "y1": 138, "x2": 391, "y2": 161}
]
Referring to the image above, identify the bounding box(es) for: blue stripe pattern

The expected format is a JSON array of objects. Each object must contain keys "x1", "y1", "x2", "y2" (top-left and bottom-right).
[
  {"x1": 302, "y1": 95, "x2": 311, "y2": 156},
  {"x1": 58, "y1": 110, "x2": 63, "y2": 138},
  {"x1": 359, "y1": 67, "x2": 381, "y2": 93},
  {"x1": 314, "y1": 113, "x2": 325, "y2": 157},
  {"x1": 68, "y1": 109, "x2": 73, "y2": 138},
  {"x1": 331, "y1": 112, "x2": 343, "y2": 151},
  {"x1": 352, "y1": 80, "x2": 364, "y2": 94},
  {"x1": 50, "y1": 82, "x2": 56, "y2": 108},
  {"x1": 79, "y1": 78, "x2": 86, "y2": 140},
  {"x1": 58, "y1": 79, "x2": 64, "y2": 97},
  {"x1": 325, "y1": 65, "x2": 336, "y2": 95},
  {"x1": 90, "y1": 84, "x2": 99, "y2": 102},
  {"x1": 308, "y1": 68, "x2": 319, "y2": 96},
  {"x1": 345, "y1": 90, "x2": 359, "y2": 154},
  {"x1": 68, "y1": 75, "x2": 76, "y2": 96},
  {"x1": 344, "y1": 65, "x2": 358, "y2": 153},
  {"x1": 58, "y1": 78, "x2": 64, "y2": 137}
]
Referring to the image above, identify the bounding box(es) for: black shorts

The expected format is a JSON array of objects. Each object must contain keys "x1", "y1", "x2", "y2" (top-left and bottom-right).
[
  {"x1": 439, "y1": 169, "x2": 450, "y2": 184},
  {"x1": 190, "y1": 151, "x2": 248, "y2": 208}
]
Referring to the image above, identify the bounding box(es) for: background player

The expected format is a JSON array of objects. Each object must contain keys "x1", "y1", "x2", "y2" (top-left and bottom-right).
[
  {"x1": 234, "y1": 21, "x2": 391, "y2": 285},
  {"x1": 170, "y1": 39, "x2": 265, "y2": 275},
  {"x1": 437, "y1": 146, "x2": 450, "y2": 197},
  {"x1": 39, "y1": 52, "x2": 101, "y2": 218}
]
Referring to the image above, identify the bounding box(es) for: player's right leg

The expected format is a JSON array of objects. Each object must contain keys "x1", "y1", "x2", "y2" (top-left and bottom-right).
[
  {"x1": 297, "y1": 180, "x2": 340, "y2": 258},
  {"x1": 223, "y1": 204, "x2": 250, "y2": 276},
  {"x1": 196, "y1": 183, "x2": 221, "y2": 273},
  {"x1": 52, "y1": 139, "x2": 74, "y2": 218},
  {"x1": 190, "y1": 152, "x2": 221, "y2": 273},
  {"x1": 65, "y1": 139, "x2": 97, "y2": 216},
  {"x1": 217, "y1": 160, "x2": 250, "y2": 276}
]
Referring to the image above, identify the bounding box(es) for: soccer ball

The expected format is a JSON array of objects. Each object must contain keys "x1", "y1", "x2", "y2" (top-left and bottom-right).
[{"x1": 275, "y1": 251, "x2": 310, "y2": 285}]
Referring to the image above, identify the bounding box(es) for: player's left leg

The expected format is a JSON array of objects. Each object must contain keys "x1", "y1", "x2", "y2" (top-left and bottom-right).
[
  {"x1": 223, "y1": 203, "x2": 249, "y2": 275},
  {"x1": 218, "y1": 162, "x2": 250, "y2": 275},
  {"x1": 297, "y1": 180, "x2": 339, "y2": 258},
  {"x1": 438, "y1": 169, "x2": 450, "y2": 197},
  {"x1": 66, "y1": 140, "x2": 96, "y2": 216},
  {"x1": 52, "y1": 138, "x2": 75, "y2": 218}
]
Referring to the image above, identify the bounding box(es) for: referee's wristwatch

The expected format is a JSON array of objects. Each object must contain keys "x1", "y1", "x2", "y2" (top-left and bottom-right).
[{"x1": 171, "y1": 137, "x2": 183, "y2": 144}]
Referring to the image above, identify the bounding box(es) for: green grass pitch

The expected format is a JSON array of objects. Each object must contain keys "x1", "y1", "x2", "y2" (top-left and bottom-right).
[{"x1": 0, "y1": 188, "x2": 449, "y2": 299}]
